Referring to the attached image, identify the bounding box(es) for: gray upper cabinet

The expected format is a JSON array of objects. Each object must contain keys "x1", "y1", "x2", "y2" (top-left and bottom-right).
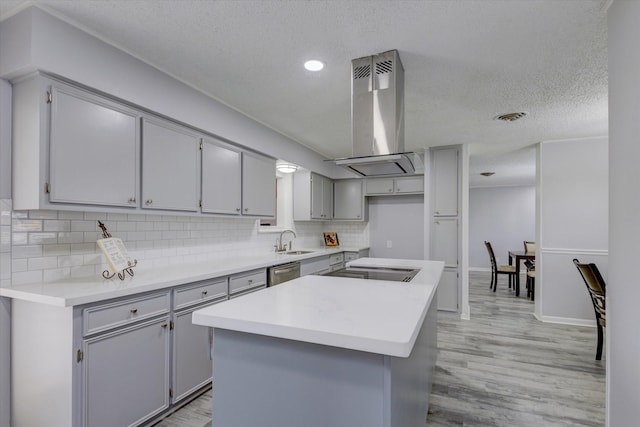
[
  {"x1": 333, "y1": 179, "x2": 365, "y2": 220},
  {"x1": 432, "y1": 148, "x2": 459, "y2": 216},
  {"x1": 141, "y1": 118, "x2": 200, "y2": 212},
  {"x1": 12, "y1": 73, "x2": 276, "y2": 219},
  {"x1": 48, "y1": 84, "x2": 140, "y2": 207},
  {"x1": 312, "y1": 173, "x2": 333, "y2": 219},
  {"x1": 365, "y1": 176, "x2": 424, "y2": 196},
  {"x1": 201, "y1": 138, "x2": 242, "y2": 215},
  {"x1": 241, "y1": 151, "x2": 276, "y2": 217},
  {"x1": 293, "y1": 171, "x2": 333, "y2": 220}
]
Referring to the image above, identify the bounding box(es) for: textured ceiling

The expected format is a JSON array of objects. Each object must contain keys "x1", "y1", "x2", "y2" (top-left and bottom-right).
[{"x1": 0, "y1": 0, "x2": 609, "y2": 186}]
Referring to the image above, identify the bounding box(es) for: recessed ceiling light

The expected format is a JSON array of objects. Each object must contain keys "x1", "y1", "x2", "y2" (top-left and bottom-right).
[{"x1": 304, "y1": 60, "x2": 324, "y2": 71}]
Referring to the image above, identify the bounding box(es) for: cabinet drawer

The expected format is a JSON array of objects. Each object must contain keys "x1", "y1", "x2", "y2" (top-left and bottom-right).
[
  {"x1": 329, "y1": 253, "x2": 344, "y2": 265},
  {"x1": 300, "y1": 256, "x2": 330, "y2": 276},
  {"x1": 174, "y1": 278, "x2": 228, "y2": 310},
  {"x1": 344, "y1": 252, "x2": 358, "y2": 262},
  {"x1": 83, "y1": 292, "x2": 170, "y2": 336},
  {"x1": 229, "y1": 269, "x2": 266, "y2": 295}
]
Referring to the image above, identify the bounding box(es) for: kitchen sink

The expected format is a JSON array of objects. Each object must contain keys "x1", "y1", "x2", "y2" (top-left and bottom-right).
[{"x1": 285, "y1": 251, "x2": 314, "y2": 255}]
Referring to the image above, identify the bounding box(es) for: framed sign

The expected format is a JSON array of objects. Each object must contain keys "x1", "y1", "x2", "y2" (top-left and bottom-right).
[{"x1": 323, "y1": 232, "x2": 339, "y2": 247}]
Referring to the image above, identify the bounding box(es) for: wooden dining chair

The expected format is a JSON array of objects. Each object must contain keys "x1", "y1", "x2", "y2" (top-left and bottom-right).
[
  {"x1": 484, "y1": 241, "x2": 516, "y2": 292},
  {"x1": 524, "y1": 259, "x2": 535, "y2": 301},
  {"x1": 573, "y1": 259, "x2": 606, "y2": 360},
  {"x1": 523, "y1": 241, "x2": 536, "y2": 254}
]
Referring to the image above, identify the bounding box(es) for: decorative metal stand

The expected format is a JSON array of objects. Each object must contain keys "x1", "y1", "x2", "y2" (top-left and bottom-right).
[{"x1": 98, "y1": 221, "x2": 137, "y2": 280}]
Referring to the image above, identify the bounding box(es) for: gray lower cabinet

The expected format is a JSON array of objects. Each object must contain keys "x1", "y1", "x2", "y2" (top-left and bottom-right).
[
  {"x1": 329, "y1": 253, "x2": 345, "y2": 271},
  {"x1": 229, "y1": 269, "x2": 267, "y2": 298},
  {"x1": 172, "y1": 278, "x2": 229, "y2": 403},
  {"x1": 300, "y1": 255, "x2": 331, "y2": 275},
  {"x1": 83, "y1": 317, "x2": 171, "y2": 427},
  {"x1": 437, "y1": 268, "x2": 458, "y2": 312},
  {"x1": 344, "y1": 249, "x2": 370, "y2": 262},
  {"x1": 172, "y1": 307, "x2": 214, "y2": 403}
]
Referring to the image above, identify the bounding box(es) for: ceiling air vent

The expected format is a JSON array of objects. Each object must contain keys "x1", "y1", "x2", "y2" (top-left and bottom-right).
[{"x1": 494, "y1": 112, "x2": 527, "y2": 122}]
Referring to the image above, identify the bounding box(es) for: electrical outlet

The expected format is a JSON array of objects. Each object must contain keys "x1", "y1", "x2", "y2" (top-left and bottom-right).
[{"x1": 386, "y1": 240, "x2": 393, "y2": 248}]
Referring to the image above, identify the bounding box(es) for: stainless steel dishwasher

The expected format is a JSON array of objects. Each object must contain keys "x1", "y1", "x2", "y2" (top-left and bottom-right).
[{"x1": 267, "y1": 262, "x2": 301, "y2": 286}]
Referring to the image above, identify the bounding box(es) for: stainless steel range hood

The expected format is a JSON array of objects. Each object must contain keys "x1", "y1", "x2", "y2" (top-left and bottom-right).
[{"x1": 335, "y1": 50, "x2": 421, "y2": 177}]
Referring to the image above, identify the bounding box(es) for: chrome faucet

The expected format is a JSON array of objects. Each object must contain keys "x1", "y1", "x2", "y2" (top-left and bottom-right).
[{"x1": 276, "y1": 229, "x2": 296, "y2": 252}]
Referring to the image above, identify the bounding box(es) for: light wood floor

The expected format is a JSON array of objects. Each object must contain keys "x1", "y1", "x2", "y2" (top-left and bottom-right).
[{"x1": 155, "y1": 271, "x2": 605, "y2": 426}]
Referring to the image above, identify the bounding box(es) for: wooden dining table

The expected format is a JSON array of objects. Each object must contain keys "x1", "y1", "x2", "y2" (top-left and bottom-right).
[{"x1": 508, "y1": 250, "x2": 535, "y2": 297}]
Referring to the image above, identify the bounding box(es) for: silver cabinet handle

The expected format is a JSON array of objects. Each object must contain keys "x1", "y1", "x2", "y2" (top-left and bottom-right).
[
  {"x1": 208, "y1": 328, "x2": 214, "y2": 360},
  {"x1": 248, "y1": 279, "x2": 253, "y2": 284},
  {"x1": 145, "y1": 199, "x2": 152, "y2": 205},
  {"x1": 202, "y1": 290, "x2": 208, "y2": 296},
  {"x1": 236, "y1": 208, "x2": 241, "y2": 212},
  {"x1": 130, "y1": 308, "x2": 138, "y2": 314},
  {"x1": 128, "y1": 197, "x2": 136, "y2": 203},
  {"x1": 161, "y1": 323, "x2": 168, "y2": 329},
  {"x1": 244, "y1": 208, "x2": 248, "y2": 212}
]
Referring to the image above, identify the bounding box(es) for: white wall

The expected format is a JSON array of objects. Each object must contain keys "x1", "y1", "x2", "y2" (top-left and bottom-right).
[
  {"x1": 0, "y1": 78, "x2": 11, "y2": 427},
  {"x1": 536, "y1": 137, "x2": 608, "y2": 325},
  {"x1": 608, "y1": 2, "x2": 640, "y2": 424},
  {"x1": 469, "y1": 185, "x2": 535, "y2": 269},
  {"x1": 0, "y1": 7, "x2": 352, "y2": 180},
  {"x1": 368, "y1": 195, "x2": 424, "y2": 259}
]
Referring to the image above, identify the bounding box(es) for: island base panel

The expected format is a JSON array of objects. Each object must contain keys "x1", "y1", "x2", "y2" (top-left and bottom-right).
[{"x1": 211, "y1": 302, "x2": 436, "y2": 427}]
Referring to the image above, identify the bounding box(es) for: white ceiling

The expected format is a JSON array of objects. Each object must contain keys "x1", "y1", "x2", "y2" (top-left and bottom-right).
[{"x1": 0, "y1": 0, "x2": 609, "y2": 187}]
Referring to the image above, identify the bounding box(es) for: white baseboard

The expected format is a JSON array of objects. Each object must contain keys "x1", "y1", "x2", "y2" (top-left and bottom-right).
[
  {"x1": 534, "y1": 313, "x2": 596, "y2": 327},
  {"x1": 469, "y1": 267, "x2": 491, "y2": 272}
]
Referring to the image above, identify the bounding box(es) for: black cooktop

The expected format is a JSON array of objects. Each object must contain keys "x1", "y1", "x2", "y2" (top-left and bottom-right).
[{"x1": 321, "y1": 266, "x2": 419, "y2": 282}]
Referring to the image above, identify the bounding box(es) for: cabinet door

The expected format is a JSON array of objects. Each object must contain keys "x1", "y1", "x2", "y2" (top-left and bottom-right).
[
  {"x1": 173, "y1": 307, "x2": 214, "y2": 403},
  {"x1": 310, "y1": 173, "x2": 324, "y2": 219},
  {"x1": 394, "y1": 176, "x2": 424, "y2": 194},
  {"x1": 82, "y1": 317, "x2": 170, "y2": 427},
  {"x1": 432, "y1": 148, "x2": 459, "y2": 216},
  {"x1": 201, "y1": 138, "x2": 241, "y2": 215},
  {"x1": 142, "y1": 118, "x2": 199, "y2": 211},
  {"x1": 365, "y1": 178, "x2": 394, "y2": 195},
  {"x1": 242, "y1": 152, "x2": 276, "y2": 217},
  {"x1": 334, "y1": 180, "x2": 363, "y2": 220},
  {"x1": 431, "y1": 218, "x2": 458, "y2": 267},
  {"x1": 49, "y1": 85, "x2": 139, "y2": 207},
  {"x1": 321, "y1": 176, "x2": 334, "y2": 219},
  {"x1": 437, "y1": 268, "x2": 458, "y2": 311}
]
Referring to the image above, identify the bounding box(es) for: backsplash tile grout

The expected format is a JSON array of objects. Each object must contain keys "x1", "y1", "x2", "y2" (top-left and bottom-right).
[{"x1": 6, "y1": 208, "x2": 369, "y2": 285}]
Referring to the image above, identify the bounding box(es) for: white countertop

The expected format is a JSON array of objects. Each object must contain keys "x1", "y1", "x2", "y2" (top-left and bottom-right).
[
  {"x1": 192, "y1": 258, "x2": 444, "y2": 357},
  {"x1": 0, "y1": 247, "x2": 367, "y2": 307}
]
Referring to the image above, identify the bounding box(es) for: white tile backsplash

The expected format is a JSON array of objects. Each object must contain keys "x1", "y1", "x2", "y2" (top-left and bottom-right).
[{"x1": 5, "y1": 207, "x2": 370, "y2": 285}]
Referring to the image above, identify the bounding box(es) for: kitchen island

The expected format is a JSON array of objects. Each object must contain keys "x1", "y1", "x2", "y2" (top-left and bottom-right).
[{"x1": 192, "y1": 258, "x2": 444, "y2": 427}]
